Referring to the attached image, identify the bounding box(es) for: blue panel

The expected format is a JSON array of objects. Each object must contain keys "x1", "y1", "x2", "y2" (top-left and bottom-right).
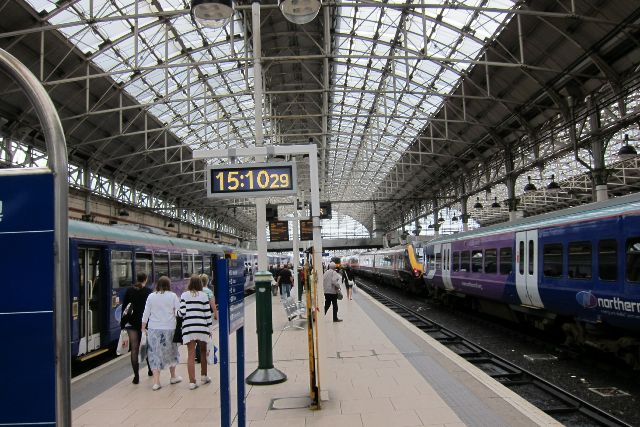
[
  {"x1": 0, "y1": 231, "x2": 54, "y2": 313},
  {"x1": 0, "y1": 172, "x2": 54, "y2": 232},
  {"x1": 0, "y1": 312, "x2": 55, "y2": 424}
]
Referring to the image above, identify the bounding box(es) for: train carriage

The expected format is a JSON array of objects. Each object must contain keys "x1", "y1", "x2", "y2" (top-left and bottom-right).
[
  {"x1": 69, "y1": 220, "x2": 254, "y2": 361},
  {"x1": 353, "y1": 244, "x2": 423, "y2": 293}
]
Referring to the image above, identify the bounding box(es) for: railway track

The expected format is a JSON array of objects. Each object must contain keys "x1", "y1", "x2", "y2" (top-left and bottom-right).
[{"x1": 357, "y1": 280, "x2": 631, "y2": 427}]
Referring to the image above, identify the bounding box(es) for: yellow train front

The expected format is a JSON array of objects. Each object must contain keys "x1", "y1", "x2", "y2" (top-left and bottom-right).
[{"x1": 354, "y1": 244, "x2": 424, "y2": 293}]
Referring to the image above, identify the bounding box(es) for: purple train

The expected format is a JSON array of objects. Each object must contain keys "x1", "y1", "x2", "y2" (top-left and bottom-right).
[{"x1": 423, "y1": 192, "x2": 640, "y2": 366}]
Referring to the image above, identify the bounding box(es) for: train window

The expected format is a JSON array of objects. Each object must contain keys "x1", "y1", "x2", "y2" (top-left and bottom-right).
[
  {"x1": 170, "y1": 253, "x2": 182, "y2": 280},
  {"x1": 194, "y1": 254, "x2": 204, "y2": 274},
  {"x1": 471, "y1": 250, "x2": 483, "y2": 273},
  {"x1": 543, "y1": 244, "x2": 563, "y2": 278},
  {"x1": 484, "y1": 249, "x2": 497, "y2": 274},
  {"x1": 135, "y1": 252, "x2": 153, "y2": 281},
  {"x1": 111, "y1": 251, "x2": 132, "y2": 289},
  {"x1": 568, "y1": 241, "x2": 592, "y2": 279},
  {"x1": 499, "y1": 247, "x2": 512, "y2": 275},
  {"x1": 528, "y1": 240, "x2": 534, "y2": 275},
  {"x1": 460, "y1": 251, "x2": 470, "y2": 272},
  {"x1": 154, "y1": 253, "x2": 169, "y2": 281},
  {"x1": 519, "y1": 241, "x2": 525, "y2": 275},
  {"x1": 625, "y1": 239, "x2": 640, "y2": 282},
  {"x1": 452, "y1": 252, "x2": 460, "y2": 272},
  {"x1": 203, "y1": 256, "x2": 211, "y2": 277},
  {"x1": 598, "y1": 240, "x2": 617, "y2": 281},
  {"x1": 182, "y1": 254, "x2": 194, "y2": 278},
  {"x1": 435, "y1": 252, "x2": 441, "y2": 271}
]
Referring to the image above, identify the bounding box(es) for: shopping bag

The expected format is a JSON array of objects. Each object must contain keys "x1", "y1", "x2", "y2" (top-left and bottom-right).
[
  {"x1": 336, "y1": 288, "x2": 343, "y2": 300},
  {"x1": 138, "y1": 332, "x2": 148, "y2": 363},
  {"x1": 206, "y1": 336, "x2": 218, "y2": 365},
  {"x1": 173, "y1": 315, "x2": 183, "y2": 344},
  {"x1": 116, "y1": 329, "x2": 129, "y2": 355}
]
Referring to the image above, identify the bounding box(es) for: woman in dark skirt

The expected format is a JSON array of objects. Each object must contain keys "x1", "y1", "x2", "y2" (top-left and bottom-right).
[{"x1": 120, "y1": 272, "x2": 153, "y2": 384}]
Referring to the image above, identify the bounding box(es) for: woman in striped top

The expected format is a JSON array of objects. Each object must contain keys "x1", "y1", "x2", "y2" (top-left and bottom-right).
[{"x1": 180, "y1": 274, "x2": 213, "y2": 390}]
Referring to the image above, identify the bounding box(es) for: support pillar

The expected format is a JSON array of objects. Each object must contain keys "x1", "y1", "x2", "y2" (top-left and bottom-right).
[
  {"x1": 432, "y1": 197, "x2": 439, "y2": 237},
  {"x1": 460, "y1": 196, "x2": 469, "y2": 232},
  {"x1": 588, "y1": 95, "x2": 609, "y2": 202}
]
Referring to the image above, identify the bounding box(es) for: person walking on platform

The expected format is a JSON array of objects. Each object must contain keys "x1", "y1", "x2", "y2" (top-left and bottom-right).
[
  {"x1": 120, "y1": 272, "x2": 153, "y2": 384},
  {"x1": 180, "y1": 275, "x2": 214, "y2": 390},
  {"x1": 323, "y1": 262, "x2": 343, "y2": 322},
  {"x1": 141, "y1": 276, "x2": 182, "y2": 391},
  {"x1": 341, "y1": 268, "x2": 354, "y2": 301},
  {"x1": 277, "y1": 264, "x2": 294, "y2": 300}
]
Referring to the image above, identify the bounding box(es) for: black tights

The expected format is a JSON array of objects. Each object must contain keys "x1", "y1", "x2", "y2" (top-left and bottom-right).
[
  {"x1": 126, "y1": 329, "x2": 151, "y2": 377},
  {"x1": 324, "y1": 293, "x2": 339, "y2": 320}
]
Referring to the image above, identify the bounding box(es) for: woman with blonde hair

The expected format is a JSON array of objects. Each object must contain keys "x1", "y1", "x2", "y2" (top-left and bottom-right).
[
  {"x1": 180, "y1": 274, "x2": 213, "y2": 389},
  {"x1": 141, "y1": 276, "x2": 182, "y2": 391}
]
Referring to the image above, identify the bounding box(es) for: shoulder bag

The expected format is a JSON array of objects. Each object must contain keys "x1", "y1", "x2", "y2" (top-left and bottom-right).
[{"x1": 173, "y1": 315, "x2": 183, "y2": 344}]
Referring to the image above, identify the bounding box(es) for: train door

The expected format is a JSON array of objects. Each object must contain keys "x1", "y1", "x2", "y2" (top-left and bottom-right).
[
  {"x1": 515, "y1": 230, "x2": 543, "y2": 308},
  {"x1": 76, "y1": 247, "x2": 105, "y2": 356},
  {"x1": 442, "y1": 243, "x2": 453, "y2": 290}
]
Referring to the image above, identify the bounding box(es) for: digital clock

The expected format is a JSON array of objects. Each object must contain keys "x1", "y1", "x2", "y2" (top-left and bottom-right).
[{"x1": 206, "y1": 162, "x2": 297, "y2": 198}]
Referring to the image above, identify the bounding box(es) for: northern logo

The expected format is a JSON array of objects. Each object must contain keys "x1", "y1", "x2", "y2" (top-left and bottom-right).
[{"x1": 576, "y1": 291, "x2": 598, "y2": 309}]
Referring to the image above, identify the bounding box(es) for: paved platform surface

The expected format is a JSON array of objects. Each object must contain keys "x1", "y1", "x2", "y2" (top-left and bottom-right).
[{"x1": 72, "y1": 287, "x2": 560, "y2": 426}]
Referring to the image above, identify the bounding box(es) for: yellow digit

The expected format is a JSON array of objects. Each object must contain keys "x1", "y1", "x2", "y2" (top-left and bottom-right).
[
  {"x1": 215, "y1": 171, "x2": 225, "y2": 191},
  {"x1": 245, "y1": 170, "x2": 254, "y2": 189},
  {"x1": 279, "y1": 173, "x2": 289, "y2": 188},
  {"x1": 228, "y1": 171, "x2": 239, "y2": 190},
  {"x1": 270, "y1": 173, "x2": 280, "y2": 188},
  {"x1": 257, "y1": 170, "x2": 269, "y2": 189}
]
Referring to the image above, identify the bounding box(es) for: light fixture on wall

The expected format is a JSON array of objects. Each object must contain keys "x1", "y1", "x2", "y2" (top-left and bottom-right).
[
  {"x1": 473, "y1": 197, "x2": 483, "y2": 209},
  {"x1": 546, "y1": 174, "x2": 561, "y2": 191},
  {"x1": 167, "y1": 221, "x2": 175, "y2": 228},
  {"x1": 618, "y1": 134, "x2": 637, "y2": 158},
  {"x1": 118, "y1": 209, "x2": 130, "y2": 217},
  {"x1": 491, "y1": 197, "x2": 501, "y2": 209},
  {"x1": 278, "y1": 0, "x2": 321, "y2": 24},
  {"x1": 191, "y1": 0, "x2": 234, "y2": 29},
  {"x1": 523, "y1": 175, "x2": 537, "y2": 192},
  {"x1": 195, "y1": 229, "x2": 201, "y2": 235}
]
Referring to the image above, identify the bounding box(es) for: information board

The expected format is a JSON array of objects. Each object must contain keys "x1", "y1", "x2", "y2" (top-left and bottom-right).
[
  {"x1": 269, "y1": 220, "x2": 289, "y2": 242},
  {"x1": 300, "y1": 219, "x2": 313, "y2": 241},
  {"x1": 0, "y1": 169, "x2": 55, "y2": 425},
  {"x1": 227, "y1": 257, "x2": 246, "y2": 333},
  {"x1": 206, "y1": 162, "x2": 297, "y2": 198}
]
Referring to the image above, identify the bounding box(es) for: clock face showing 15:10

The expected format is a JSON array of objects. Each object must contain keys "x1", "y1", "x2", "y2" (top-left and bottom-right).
[{"x1": 207, "y1": 162, "x2": 297, "y2": 198}]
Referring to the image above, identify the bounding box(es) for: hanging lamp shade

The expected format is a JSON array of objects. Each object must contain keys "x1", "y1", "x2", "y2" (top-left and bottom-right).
[
  {"x1": 118, "y1": 209, "x2": 130, "y2": 217},
  {"x1": 427, "y1": 223, "x2": 435, "y2": 229},
  {"x1": 546, "y1": 174, "x2": 561, "y2": 191},
  {"x1": 451, "y1": 214, "x2": 458, "y2": 222},
  {"x1": 191, "y1": 0, "x2": 234, "y2": 29},
  {"x1": 167, "y1": 222, "x2": 175, "y2": 228},
  {"x1": 523, "y1": 175, "x2": 537, "y2": 192},
  {"x1": 491, "y1": 197, "x2": 501, "y2": 209},
  {"x1": 278, "y1": 0, "x2": 321, "y2": 24},
  {"x1": 473, "y1": 197, "x2": 483, "y2": 209},
  {"x1": 618, "y1": 134, "x2": 637, "y2": 157},
  {"x1": 438, "y1": 215, "x2": 445, "y2": 223}
]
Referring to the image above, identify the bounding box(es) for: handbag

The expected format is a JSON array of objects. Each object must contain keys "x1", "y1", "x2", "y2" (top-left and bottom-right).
[
  {"x1": 173, "y1": 315, "x2": 183, "y2": 344},
  {"x1": 116, "y1": 329, "x2": 129, "y2": 355},
  {"x1": 336, "y1": 288, "x2": 343, "y2": 300},
  {"x1": 206, "y1": 335, "x2": 218, "y2": 365},
  {"x1": 138, "y1": 332, "x2": 148, "y2": 363}
]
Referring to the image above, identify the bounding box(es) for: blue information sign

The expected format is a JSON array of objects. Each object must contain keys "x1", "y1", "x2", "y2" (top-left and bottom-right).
[{"x1": 0, "y1": 170, "x2": 55, "y2": 426}]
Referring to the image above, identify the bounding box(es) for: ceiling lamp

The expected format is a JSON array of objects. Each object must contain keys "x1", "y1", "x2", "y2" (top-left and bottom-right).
[
  {"x1": 167, "y1": 222, "x2": 175, "y2": 228},
  {"x1": 523, "y1": 176, "x2": 537, "y2": 192},
  {"x1": 427, "y1": 223, "x2": 435, "y2": 229},
  {"x1": 437, "y1": 215, "x2": 445, "y2": 223},
  {"x1": 546, "y1": 174, "x2": 561, "y2": 191},
  {"x1": 451, "y1": 214, "x2": 459, "y2": 222},
  {"x1": 618, "y1": 134, "x2": 637, "y2": 158},
  {"x1": 195, "y1": 229, "x2": 201, "y2": 235},
  {"x1": 278, "y1": 0, "x2": 321, "y2": 25},
  {"x1": 191, "y1": 0, "x2": 234, "y2": 29},
  {"x1": 473, "y1": 197, "x2": 483, "y2": 209},
  {"x1": 491, "y1": 197, "x2": 501, "y2": 209},
  {"x1": 118, "y1": 209, "x2": 130, "y2": 217}
]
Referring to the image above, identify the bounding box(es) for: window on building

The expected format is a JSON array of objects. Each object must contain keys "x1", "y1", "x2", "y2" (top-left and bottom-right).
[
  {"x1": 484, "y1": 249, "x2": 497, "y2": 274},
  {"x1": 568, "y1": 241, "x2": 592, "y2": 279},
  {"x1": 500, "y1": 247, "x2": 512, "y2": 275},
  {"x1": 543, "y1": 243, "x2": 563, "y2": 277},
  {"x1": 598, "y1": 240, "x2": 617, "y2": 281}
]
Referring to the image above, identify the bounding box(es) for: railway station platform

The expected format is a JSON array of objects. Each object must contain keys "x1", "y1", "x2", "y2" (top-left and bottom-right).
[{"x1": 72, "y1": 287, "x2": 559, "y2": 426}]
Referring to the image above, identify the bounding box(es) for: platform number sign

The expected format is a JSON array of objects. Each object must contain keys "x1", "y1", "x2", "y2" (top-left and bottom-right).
[{"x1": 206, "y1": 162, "x2": 297, "y2": 198}]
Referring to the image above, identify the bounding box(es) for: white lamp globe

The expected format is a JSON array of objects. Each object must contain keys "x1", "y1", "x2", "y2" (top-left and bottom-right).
[{"x1": 279, "y1": 0, "x2": 321, "y2": 25}]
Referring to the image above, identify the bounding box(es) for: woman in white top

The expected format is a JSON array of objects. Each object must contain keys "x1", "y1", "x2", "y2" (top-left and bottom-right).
[
  {"x1": 180, "y1": 275, "x2": 213, "y2": 390},
  {"x1": 141, "y1": 276, "x2": 182, "y2": 391}
]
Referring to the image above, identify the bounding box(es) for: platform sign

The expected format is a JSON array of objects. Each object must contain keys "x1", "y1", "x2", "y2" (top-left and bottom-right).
[
  {"x1": 0, "y1": 169, "x2": 55, "y2": 426},
  {"x1": 300, "y1": 219, "x2": 313, "y2": 241},
  {"x1": 216, "y1": 257, "x2": 246, "y2": 427},
  {"x1": 269, "y1": 220, "x2": 289, "y2": 242}
]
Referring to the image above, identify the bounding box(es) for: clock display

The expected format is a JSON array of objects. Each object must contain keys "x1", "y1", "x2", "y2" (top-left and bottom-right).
[{"x1": 206, "y1": 162, "x2": 297, "y2": 198}]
